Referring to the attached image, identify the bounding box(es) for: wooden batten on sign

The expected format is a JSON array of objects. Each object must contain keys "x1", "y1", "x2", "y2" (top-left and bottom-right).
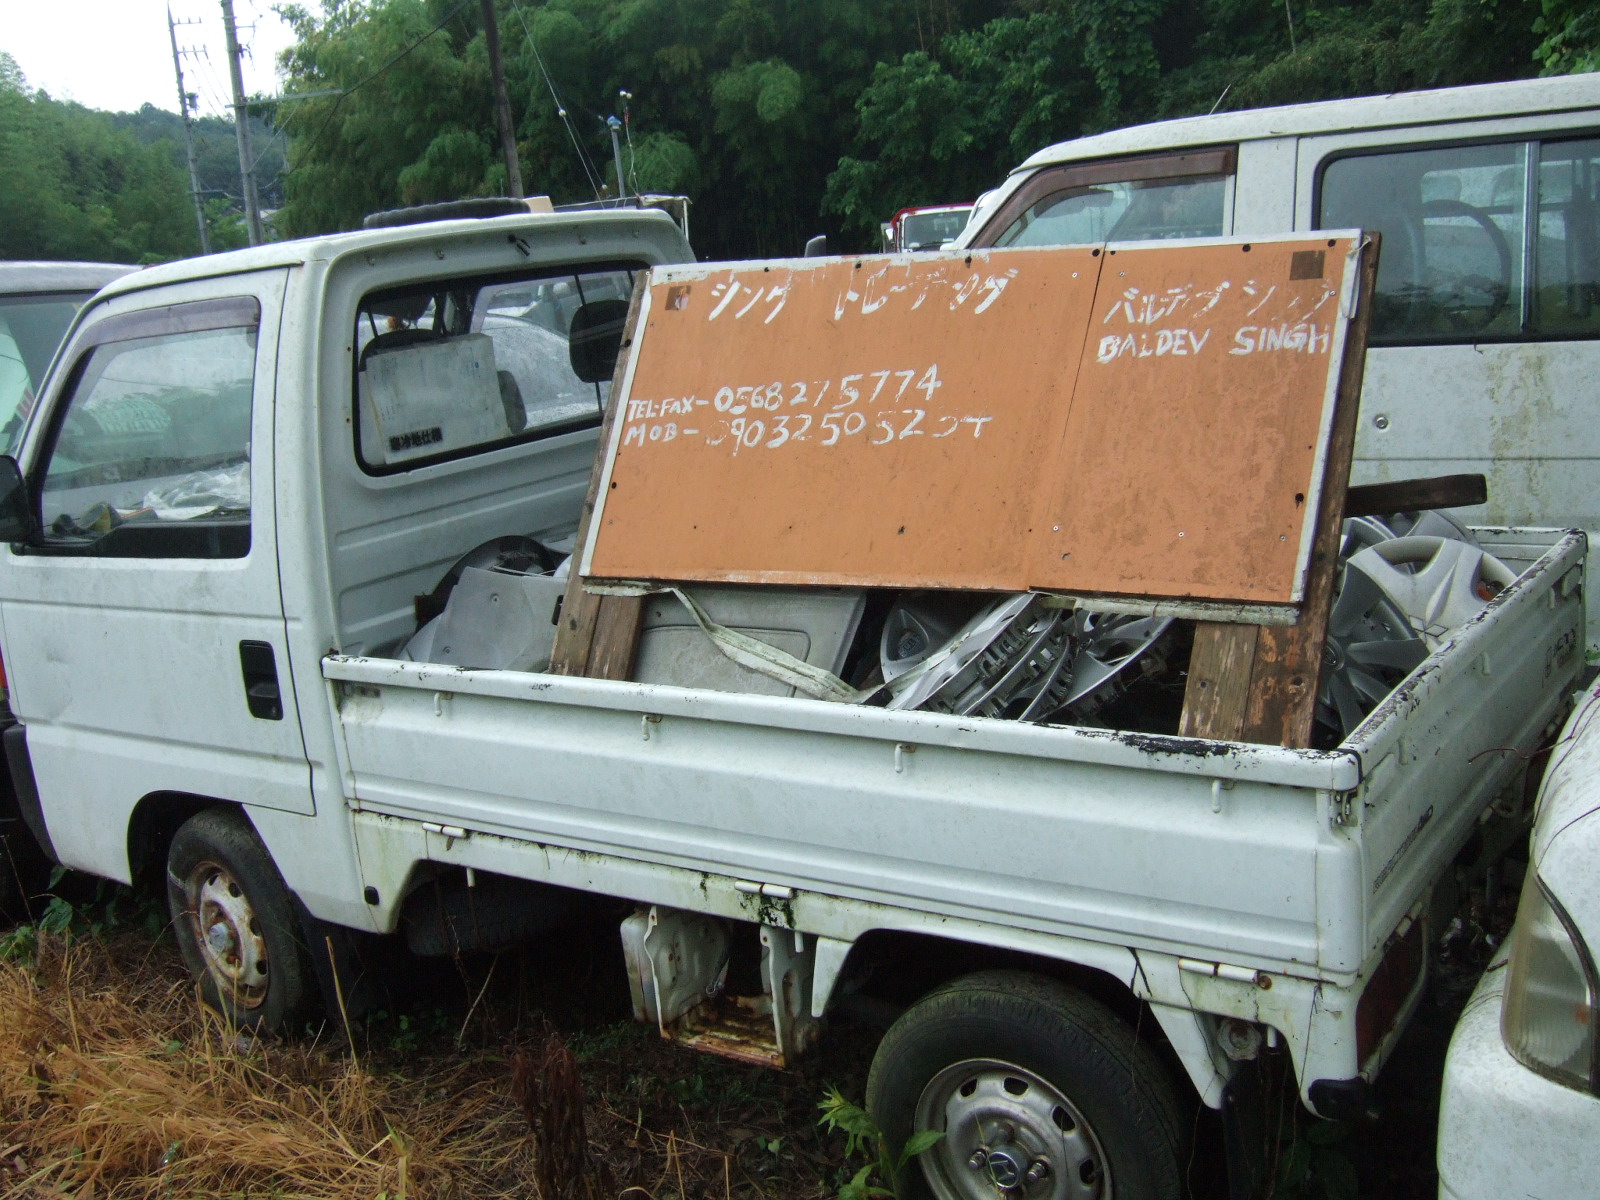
[
  {"x1": 1178, "y1": 234, "x2": 1380, "y2": 747},
  {"x1": 547, "y1": 279, "x2": 648, "y2": 681}
]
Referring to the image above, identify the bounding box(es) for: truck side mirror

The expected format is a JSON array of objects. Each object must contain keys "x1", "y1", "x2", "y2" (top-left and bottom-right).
[{"x1": 0, "y1": 456, "x2": 34, "y2": 543}]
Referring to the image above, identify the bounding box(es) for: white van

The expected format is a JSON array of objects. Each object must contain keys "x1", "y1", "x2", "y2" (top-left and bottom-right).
[{"x1": 956, "y1": 73, "x2": 1600, "y2": 648}]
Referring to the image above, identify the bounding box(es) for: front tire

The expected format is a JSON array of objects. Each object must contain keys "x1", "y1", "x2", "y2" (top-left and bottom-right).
[
  {"x1": 866, "y1": 970, "x2": 1187, "y2": 1200},
  {"x1": 166, "y1": 807, "x2": 313, "y2": 1032}
]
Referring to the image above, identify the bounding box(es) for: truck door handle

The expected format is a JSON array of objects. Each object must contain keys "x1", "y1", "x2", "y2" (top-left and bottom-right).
[{"x1": 238, "y1": 640, "x2": 284, "y2": 721}]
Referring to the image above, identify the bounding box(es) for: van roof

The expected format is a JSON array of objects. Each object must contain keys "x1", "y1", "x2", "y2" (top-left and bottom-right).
[{"x1": 1017, "y1": 73, "x2": 1600, "y2": 172}]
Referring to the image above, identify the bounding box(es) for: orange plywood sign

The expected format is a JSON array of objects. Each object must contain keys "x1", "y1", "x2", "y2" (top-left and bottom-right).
[{"x1": 582, "y1": 235, "x2": 1360, "y2": 609}]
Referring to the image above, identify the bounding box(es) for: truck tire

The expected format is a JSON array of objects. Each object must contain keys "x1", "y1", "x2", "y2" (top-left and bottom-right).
[
  {"x1": 166, "y1": 808, "x2": 314, "y2": 1033},
  {"x1": 866, "y1": 970, "x2": 1186, "y2": 1200}
]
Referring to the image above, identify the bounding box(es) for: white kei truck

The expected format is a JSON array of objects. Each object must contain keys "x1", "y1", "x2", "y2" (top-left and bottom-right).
[{"x1": 0, "y1": 82, "x2": 1588, "y2": 1197}]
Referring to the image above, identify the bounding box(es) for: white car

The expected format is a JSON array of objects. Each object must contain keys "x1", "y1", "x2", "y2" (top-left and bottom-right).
[{"x1": 1437, "y1": 684, "x2": 1600, "y2": 1199}]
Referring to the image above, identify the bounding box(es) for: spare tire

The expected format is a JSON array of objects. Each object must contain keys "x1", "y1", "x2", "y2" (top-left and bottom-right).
[{"x1": 362, "y1": 197, "x2": 532, "y2": 230}]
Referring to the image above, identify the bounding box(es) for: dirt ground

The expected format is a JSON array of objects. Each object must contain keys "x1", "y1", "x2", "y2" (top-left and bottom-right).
[{"x1": 0, "y1": 886, "x2": 1487, "y2": 1200}]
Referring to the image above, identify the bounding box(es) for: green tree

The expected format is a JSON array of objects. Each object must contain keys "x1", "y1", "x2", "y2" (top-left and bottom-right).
[
  {"x1": 0, "y1": 53, "x2": 199, "y2": 263},
  {"x1": 1534, "y1": 0, "x2": 1600, "y2": 74}
]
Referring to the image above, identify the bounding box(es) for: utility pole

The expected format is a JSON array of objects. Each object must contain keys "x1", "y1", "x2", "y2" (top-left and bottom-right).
[
  {"x1": 167, "y1": 8, "x2": 211, "y2": 254},
  {"x1": 480, "y1": 0, "x2": 523, "y2": 198},
  {"x1": 220, "y1": 0, "x2": 264, "y2": 245}
]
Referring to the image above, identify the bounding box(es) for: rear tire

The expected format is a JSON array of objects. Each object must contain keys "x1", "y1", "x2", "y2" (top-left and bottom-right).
[
  {"x1": 866, "y1": 970, "x2": 1187, "y2": 1200},
  {"x1": 166, "y1": 808, "x2": 314, "y2": 1032}
]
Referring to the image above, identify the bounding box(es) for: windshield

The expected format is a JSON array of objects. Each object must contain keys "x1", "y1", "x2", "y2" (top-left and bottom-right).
[
  {"x1": 0, "y1": 291, "x2": 96, "y2": 455},
  {"x1": 900, "y1": 209, "x2": 972, "y2": 250}
]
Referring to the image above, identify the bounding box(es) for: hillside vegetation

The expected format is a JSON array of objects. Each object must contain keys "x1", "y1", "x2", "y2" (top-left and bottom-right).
[{"x1": 2, "y1": 1, "x2": 1598, "y2": 262}]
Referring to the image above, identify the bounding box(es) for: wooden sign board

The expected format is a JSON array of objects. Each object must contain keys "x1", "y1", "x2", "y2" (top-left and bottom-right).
[{"x1": 581, "y1": 234, "x2": 1362, "y2": 616}]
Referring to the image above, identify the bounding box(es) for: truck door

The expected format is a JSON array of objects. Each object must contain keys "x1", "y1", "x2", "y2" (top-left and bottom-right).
[{"x1": 0, "y1": 269, "x2": 311, "y2": 884}]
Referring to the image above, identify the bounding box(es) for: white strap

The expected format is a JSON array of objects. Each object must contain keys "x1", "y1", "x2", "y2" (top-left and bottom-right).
[{"x1": 669, "y1": 589, "x2": 872, "y2": 703}]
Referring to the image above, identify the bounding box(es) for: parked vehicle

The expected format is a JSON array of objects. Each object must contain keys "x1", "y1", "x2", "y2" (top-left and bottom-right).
[
  {"x1": 1434, "y1": 683, "x2": 1600, "y2": 1200},
  {"x1": 0, "y1": 262, "x2": 133, "y2": 455},
  {"x1": 882, "y1": 203, "x2": 974, "y2": 252},
  {"x1": 957, "y1": 72, "x2": 1600, "y2": 653},
  {"x1": 0, "y1": 259, "x2": 132, "y2": 922},
  {"x1": 0, "y1": 195, "x2": 1583, "y2": 1200}
]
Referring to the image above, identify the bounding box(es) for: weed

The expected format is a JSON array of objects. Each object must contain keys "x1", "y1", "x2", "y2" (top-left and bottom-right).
[
  {"x1": 1272, "y1": 1118, "x2": 1359, "y2": 1200},
  {"x1": 818, "y1": 1085, "x2": 943, "y2": 1200}
]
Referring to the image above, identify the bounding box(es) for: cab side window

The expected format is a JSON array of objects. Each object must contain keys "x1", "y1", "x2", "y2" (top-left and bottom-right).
[
  {"x1": 36, "y1": 299, "x2": 258, "y2": 558},
  {"x1": 1319, "y1": 136, "x2": 1600, "y2": 344}
]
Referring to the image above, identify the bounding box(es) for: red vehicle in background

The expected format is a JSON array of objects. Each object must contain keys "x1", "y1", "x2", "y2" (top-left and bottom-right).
[{"x1": 880, "y1": 203, "x2": 973, "y2": 252}]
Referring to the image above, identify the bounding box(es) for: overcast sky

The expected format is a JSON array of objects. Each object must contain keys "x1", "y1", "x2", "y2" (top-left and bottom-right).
[{"x1": 5, "y1": 0, "x2": 298, "y2": 117}]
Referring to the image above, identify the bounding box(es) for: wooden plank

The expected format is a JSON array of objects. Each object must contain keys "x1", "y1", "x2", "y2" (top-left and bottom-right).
[
  {"x1": 583, "y1": 246, "x2": 1104, "y2": 592},
  {"x1": 1032, "y1": 237, "x2": 1358, "y2": 605},
  {"x1": 586, "y1": 594, "x2": 647, "y2": 680},
  {"x1": 1178, "y1": 623, "x2": 1261, "y2": 741},
  {"x1": 1344, "y1": 473, "x2": 1487, "y2": 519},
  {"x1": 581, "y1": 235, "x2": 1362, "y2": 611},
  {"x1": 548, "y1": 280, "x2": 648, "y2": 679}
]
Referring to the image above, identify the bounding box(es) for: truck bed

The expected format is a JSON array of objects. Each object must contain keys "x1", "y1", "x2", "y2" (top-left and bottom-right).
[{"x1": 324, "y1": 528, "x2": 1584, "y2": 988}]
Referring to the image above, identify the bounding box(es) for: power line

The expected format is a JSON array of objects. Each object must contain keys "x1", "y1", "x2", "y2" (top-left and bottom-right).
[
  {"x1": 299, "y1": 1, "x2": 472, "y2": 154},
  {"x1": 509, "y1": 0, "x2": 603, "y2": 197}
]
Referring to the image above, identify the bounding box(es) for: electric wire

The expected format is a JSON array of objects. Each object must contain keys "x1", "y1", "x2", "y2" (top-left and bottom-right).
[
  {"x1": 508, "y1": 0, "x2": 604, "y2": 198},
  {"x1": 296, "y1": 1, "x2": 471, "y2": 154}
]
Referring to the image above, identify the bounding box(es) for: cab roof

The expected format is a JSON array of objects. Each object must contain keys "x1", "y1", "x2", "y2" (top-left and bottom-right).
[{"x1": 95, "y1": 208, "x2": 692, "y2": 301}]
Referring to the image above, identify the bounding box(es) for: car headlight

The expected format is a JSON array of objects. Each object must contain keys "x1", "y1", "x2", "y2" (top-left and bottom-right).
[{"x1": 1501, "y1": 870, "x2": 1598, "y2": 1092}]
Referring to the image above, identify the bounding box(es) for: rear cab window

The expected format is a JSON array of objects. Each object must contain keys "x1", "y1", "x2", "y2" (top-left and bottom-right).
[
  {"x1": 353, "y1": 265, "x2": 639, "y2": 473},
  {"x1": 970, "y1": 148, "x2": 1236, "y2": 248}
]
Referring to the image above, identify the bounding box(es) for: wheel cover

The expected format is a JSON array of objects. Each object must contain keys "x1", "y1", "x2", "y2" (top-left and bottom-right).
[
  {"x1": 184, "y1": 860, "x2": 270, "y2": 1009},
  {"x1": 914, "y1": 1058, "x2": 1111, "y2": 1200}
]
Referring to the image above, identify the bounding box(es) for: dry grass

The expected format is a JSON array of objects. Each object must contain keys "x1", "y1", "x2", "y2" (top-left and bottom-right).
[
  {"x1": 0, "y1": 917, "x2": 875, "y2": 1200},
  {"x1": 0, "y1": 932, "x2": 531, "y2": 1199}
]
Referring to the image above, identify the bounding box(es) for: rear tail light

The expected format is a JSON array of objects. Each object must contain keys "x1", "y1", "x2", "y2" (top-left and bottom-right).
[
  {"x1": 1501, "y1": 871, "x2": 1598, "y2": 1092},
  {"x1": 1356, "y1": 912, "x2": 1426, "y2": 1064}
]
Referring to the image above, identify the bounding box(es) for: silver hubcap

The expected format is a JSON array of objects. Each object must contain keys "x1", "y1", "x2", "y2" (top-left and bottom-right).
[
  {"x1": 914, "y1": 1058, "x2": 1109, "y2": 1199},
  {"x1": 187, "y1": 862, "x2": 269, "y2": 1008}
]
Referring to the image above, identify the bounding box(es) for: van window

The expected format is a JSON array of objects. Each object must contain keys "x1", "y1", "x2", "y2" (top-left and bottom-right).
[
  {"x1": 1322, "y1": 143, "x2": 1526, "y2": 342},
  {"x1": 974, "y1": 148, "x2": 1235, "y2": 249},
  {"x1": 353, "y1": 266, "x2": 638, "y2": 473},
  {"x1": 1534, "y1": 138, "x2": 1600, "y2": 337},
  {"x1": 37, "y1": 305, "x2": 258, "y2": 559},
  {"x1": 1320, "y1": 136, "x2": 1600, "y2": 344}
]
